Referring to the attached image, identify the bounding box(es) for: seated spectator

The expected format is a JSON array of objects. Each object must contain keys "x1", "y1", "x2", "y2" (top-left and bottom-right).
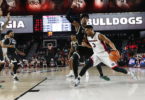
[{"x1": 128, "y1": 57, "x2": 137, "y2": 67}]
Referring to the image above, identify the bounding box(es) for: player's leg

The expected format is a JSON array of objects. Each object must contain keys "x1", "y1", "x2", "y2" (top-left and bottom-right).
[
  {"x1": 72, "y1": 52, "x2": 80, "y2": 79},
  {"x1": 100, "y1": 52, "x2": 137, "y2": 80},
  {"x1": 79, "y1": 58, "x2": 94, "y2": 77},
  {"x1": 74, "y1": 58, "x2": 93, "y2": 87},
  {"x1": 12, "y1": 54, "x2": 21, "y2": 81},
  {"x1": 13, "y1": 62, "x2": 19, "y2": 81},
  {"x1": 66, "y1": 57, "x2": 74, "y2": 77},
  {"x1": 96, "y1": 63, "x2": 110, "y2": 81},
  {"x1": 74, "y1": 54, "x2": 100, "y2": 86},
  {"x1": 80, "y1": 46, "x2": 110, "y2": 81}
]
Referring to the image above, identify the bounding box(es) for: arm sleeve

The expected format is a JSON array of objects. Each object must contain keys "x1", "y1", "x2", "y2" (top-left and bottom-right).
[{"x1": 66, "y1": 8, "x2": 75, "y2": 23}]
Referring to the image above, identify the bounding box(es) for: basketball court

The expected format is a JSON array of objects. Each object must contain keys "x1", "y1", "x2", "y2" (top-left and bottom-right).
[
  {"x1": 0, "y1": 67, "x2": 145, "y2": 100},
  {"x1": 1, "y1": 0, "x2": 145, "y2": 100}
]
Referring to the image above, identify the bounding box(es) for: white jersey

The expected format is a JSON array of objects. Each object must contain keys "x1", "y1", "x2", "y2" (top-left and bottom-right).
[
  {"x1": 87, "y1": 32, "x2": 106, "y2": 53},
  {"x1": 88, "y1": 32, "x2": 117, "y2": 68}
]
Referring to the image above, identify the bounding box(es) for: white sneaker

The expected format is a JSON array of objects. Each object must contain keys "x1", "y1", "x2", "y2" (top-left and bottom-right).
[
  {"x1": 66, "y1": 74, "x2": 74, "y2": 77},
  {"x1": 74, "y1": 78, "x2": 80, "y2": 87},
  {"x1": 128, "y1": 71, "x2": 137, "y2": 80}
]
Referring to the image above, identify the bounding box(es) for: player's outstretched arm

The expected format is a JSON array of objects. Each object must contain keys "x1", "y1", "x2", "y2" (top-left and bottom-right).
[
  {"x1": 1, "y1": 12, "x2": 11, "y2": 32},
  {"x1": 66, "y1": 0, "x2": 80, "y2": 31},
  {"x1": 98, "y1": 34, "x2": 117, "y2": 51}
]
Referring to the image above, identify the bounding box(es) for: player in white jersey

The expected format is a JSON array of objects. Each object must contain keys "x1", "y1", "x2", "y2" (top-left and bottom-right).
[
  {"x1": 74, "y1": 25, "x2": 137, "y2": 86},
  {"x1": 0, "y1": 8, "x2": 10, "y2": 87},
  {"x1": 0, "y1": 12, "x2": 10, "y2": 66},
  {"x1": 1, "y1": 35, "x2": 10, "y2": 62}
]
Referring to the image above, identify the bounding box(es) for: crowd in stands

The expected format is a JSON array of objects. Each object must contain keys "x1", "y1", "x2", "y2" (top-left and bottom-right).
[
  {"x1": 119, "y1": 38, "x2": 145, "y2": 68},
  {"x1": 11, "y1": 34, "x2": 145, "y2": 71}
]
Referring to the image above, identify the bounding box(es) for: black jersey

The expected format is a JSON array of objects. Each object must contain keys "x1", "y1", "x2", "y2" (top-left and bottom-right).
[
  {"x1": 76, "y1": 26, "x2": 86, "y2": 45},
  {"x1": 4, "y1": 38, "x2": 16, "y2": 54}
]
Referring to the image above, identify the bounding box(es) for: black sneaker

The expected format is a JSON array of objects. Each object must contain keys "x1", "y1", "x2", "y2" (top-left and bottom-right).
[
  {"x1": 0, "y1": 85, "x2": 2, "y2": 88},
  {"x1": 14, "y1": 77, "x2": 19, "y2": 81},
  {"x1": 100, "y1": 76, "x2": 110, "y2": 81}
]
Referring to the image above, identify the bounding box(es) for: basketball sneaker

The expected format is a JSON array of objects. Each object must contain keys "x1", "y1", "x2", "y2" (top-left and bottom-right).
[
  {"x1": 14, "y1": 76, "x2": 19, "y2": 81},
  {"x1": 100, "y1": 76, "x2": 110, "y2": 81},
  {"x1": 74, "y1": 77, "x2": 80, "y2": 87}
]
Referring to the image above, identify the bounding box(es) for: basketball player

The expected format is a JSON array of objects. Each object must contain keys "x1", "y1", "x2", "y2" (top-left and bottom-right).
[
  {"x1": 0, "y1": 12, "x2": 11, "y2": 70},
  {"x1": 2, "y1": 30, "x2": 25, "y2": 81},
  {"x1": 1, "y1": 35, "x2": 9, "y2": 61},
  {"x1": 67, "y1": 35, "x2": 91, "y2": 78},
  {"x1": 66, "y1": 35, "x2": 77, "y2": 77},
  {"x1": 0, "y1": 10, "x2": 10, "y2": 87},
  {"x1": 66, "y1": 0, "x2": 110, "y2": 81},
  {"x1": 74, "y1": 25, "x2": 137, "y2": 86}
]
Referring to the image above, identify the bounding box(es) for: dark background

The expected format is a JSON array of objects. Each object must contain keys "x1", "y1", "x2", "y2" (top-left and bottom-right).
[{"x1": 1, "y1": 0, "x2": 145, "y2": 15}]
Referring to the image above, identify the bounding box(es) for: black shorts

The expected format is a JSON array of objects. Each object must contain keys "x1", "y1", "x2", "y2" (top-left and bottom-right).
[
  {"x1": 8, "y1": 53, "x2": 21, "y2": 63},
  {"x1": 77, "y1": 46, "x2": 93, "y2": 59}
]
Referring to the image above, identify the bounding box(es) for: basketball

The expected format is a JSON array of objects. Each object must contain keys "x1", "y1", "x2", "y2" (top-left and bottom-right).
[{"x1": 109, "y1": 50, "x2": 120, "y2": 62}]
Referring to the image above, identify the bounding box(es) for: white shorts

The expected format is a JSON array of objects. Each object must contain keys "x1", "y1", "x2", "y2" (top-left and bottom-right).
[
  {"x1": 91, "y1": 51, "x2": 117, "y2": 68},
  {"x1": 2, "y1": 48, "x2": 10, "y2": 62},
  {"x1": 2, "y1": 48, "x2": 7, "y2": 54}
]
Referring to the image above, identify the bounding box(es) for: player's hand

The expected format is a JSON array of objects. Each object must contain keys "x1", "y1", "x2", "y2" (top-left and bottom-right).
[
  {"x1": 71, "y1": 1, "x2": 77, "y2": 8},
  {"x1": 71, "y1": 0, "x2": 81, "y2": 8}
]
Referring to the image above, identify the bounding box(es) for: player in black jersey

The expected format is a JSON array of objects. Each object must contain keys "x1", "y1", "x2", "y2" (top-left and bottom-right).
[
  {"x1": 3, "y1": 30, "x2": 25, "y2": 81},
  {"x1": 66, "y1": 35, "x2": 78, "y2": 77},
  {"x1": 66, "y1": 0, "x2": 110, "y2": 82}
]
